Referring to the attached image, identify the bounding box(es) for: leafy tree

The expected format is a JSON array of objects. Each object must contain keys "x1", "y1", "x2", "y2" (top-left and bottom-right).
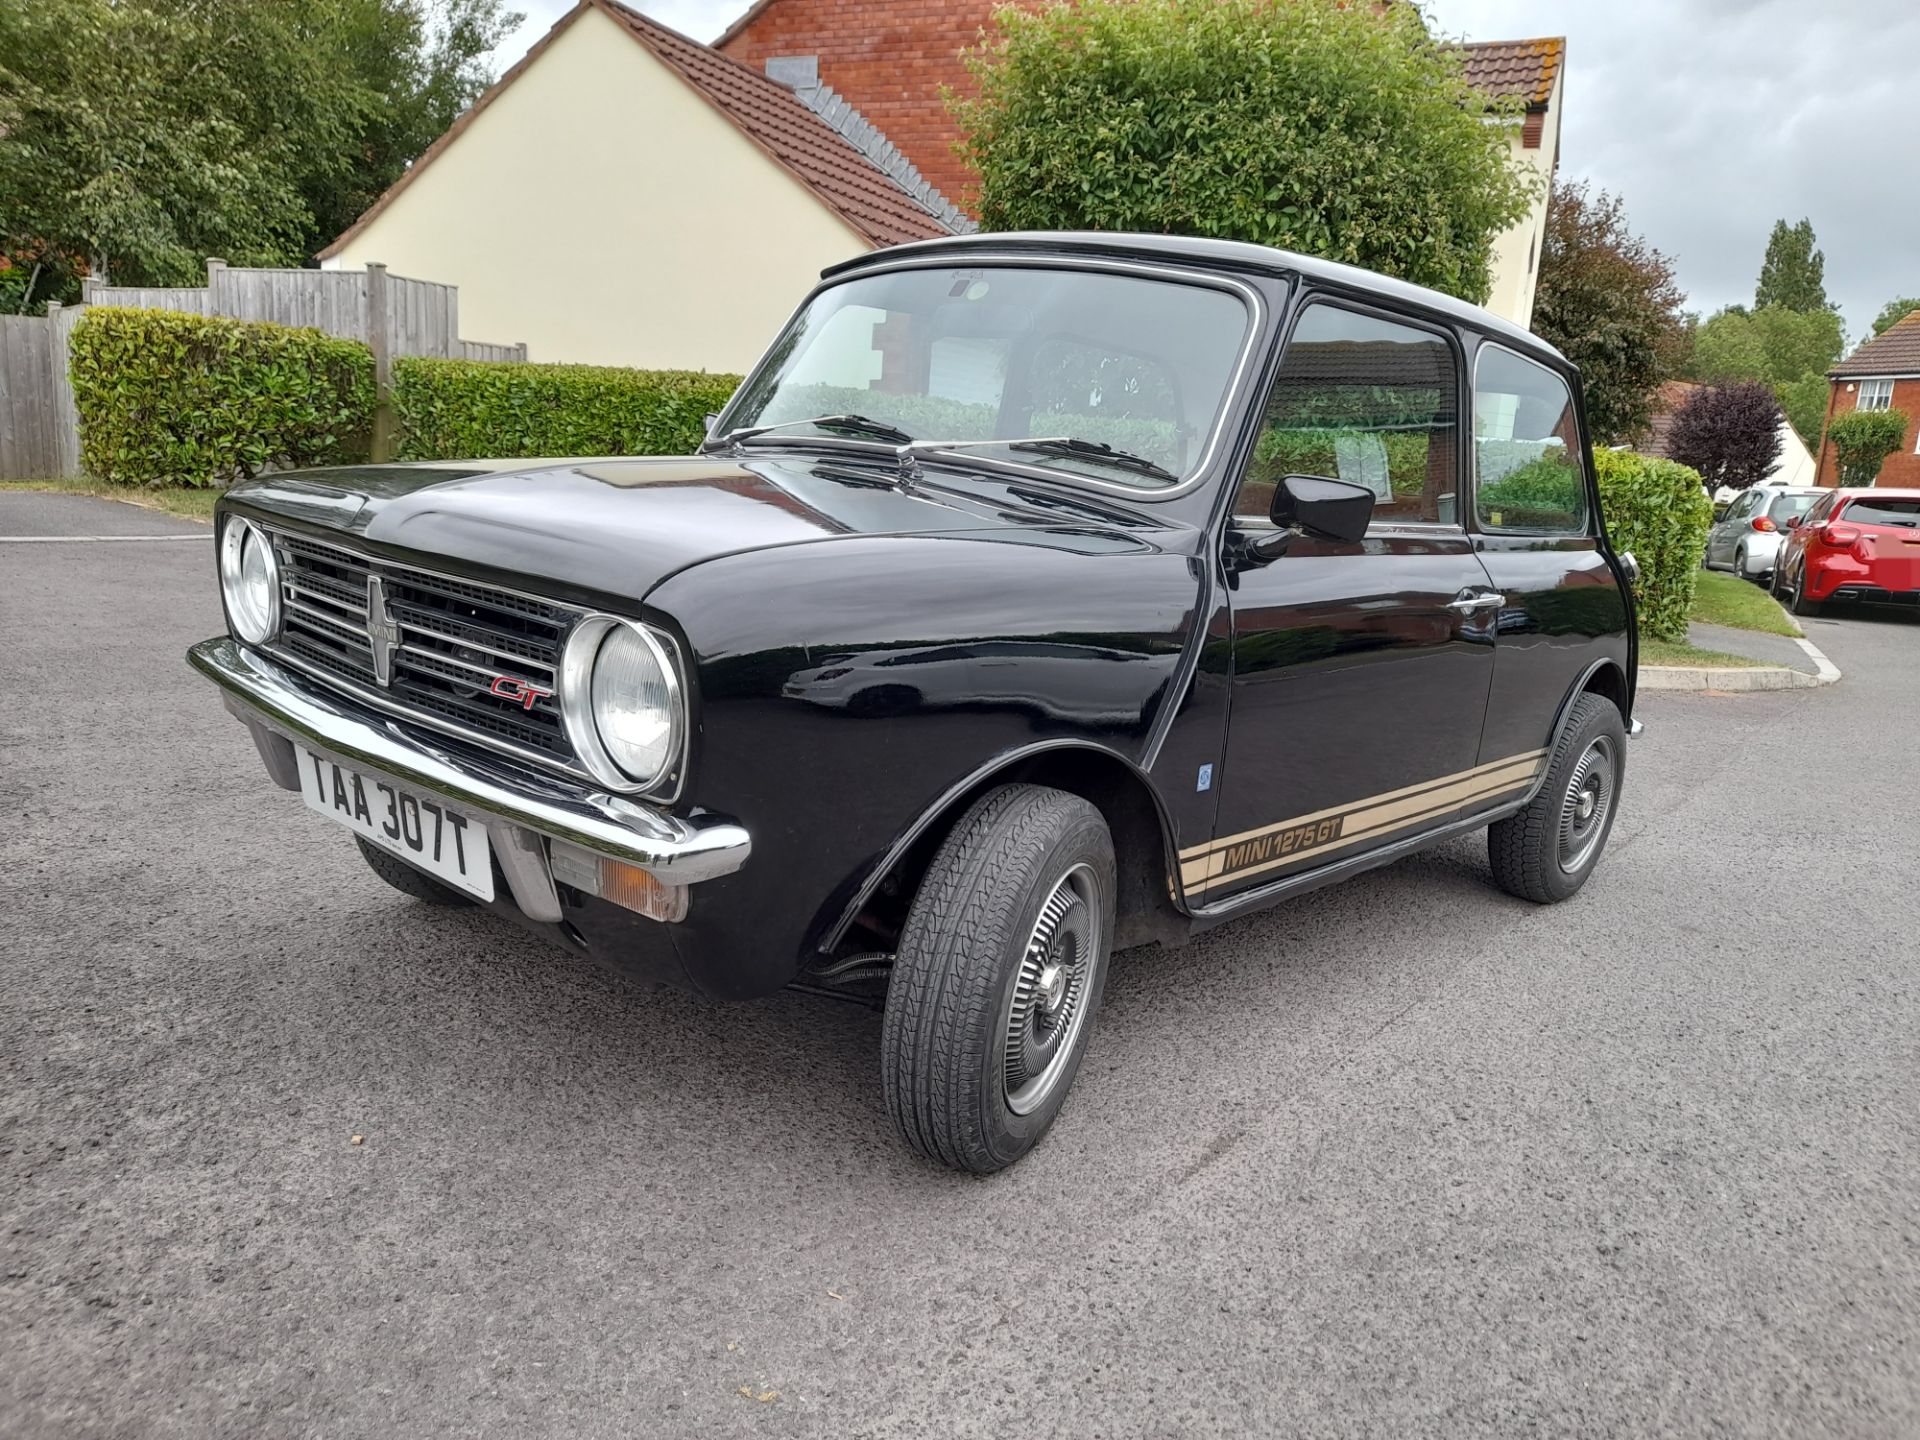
[
  {"x1": 1664, "y1": 383, "x2": 1783, "y2": 493},
  {"x1": 1776, "y1": 372, "x2": 1831, "y2": 450},
  {"x1": 1530, "y1": 182, "x2": 1688, "y2": 444},
  {"x1": 1827, "y1": 408, "x2": 1911, "y2": 486},
  {"x1": 954, "y1": 0, "x2": 1535, "y2": 304},
  {"x1": 0, "y1": 0, "x2": 517, "y2": 307},
  {"x1": 1690, "y1": 304, "x2": 1845, "y2": 386},
  {"x1": 1871, "y1": 297, "x2": 1920, "y2": 336},
  {"x1": 1754, "y1": 218, "x2": 1831, "y2": 314}
]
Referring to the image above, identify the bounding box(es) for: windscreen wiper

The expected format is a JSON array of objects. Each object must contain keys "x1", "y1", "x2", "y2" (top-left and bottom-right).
[
  {"x1": 712, "y1": 413, "x2": 916, "y2": 448},
  {"x1": 1007, "y1": 437, "x2": 1180, "y2": 485}
]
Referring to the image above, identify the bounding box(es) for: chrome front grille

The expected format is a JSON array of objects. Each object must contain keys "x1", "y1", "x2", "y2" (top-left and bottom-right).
[{"x1": 268, "y1": 530, "x2": 580, "y2": 768}]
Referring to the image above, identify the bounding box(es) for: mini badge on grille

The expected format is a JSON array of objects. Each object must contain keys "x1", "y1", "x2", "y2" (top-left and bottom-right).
[{"x1": 366, "y1": 574, "x2": 401, "y2": 686}]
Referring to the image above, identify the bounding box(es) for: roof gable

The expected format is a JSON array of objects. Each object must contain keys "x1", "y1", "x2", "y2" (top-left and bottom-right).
[
  {"x1": 1832, "y1": 311, "x2": 1920, "y2": 378},
  {"x1": 1458, "y1": 38, "x2": 1565, "y2": 110},
  {"x1": 319, "y1": 0, "x2": 949, "y2": 262}
]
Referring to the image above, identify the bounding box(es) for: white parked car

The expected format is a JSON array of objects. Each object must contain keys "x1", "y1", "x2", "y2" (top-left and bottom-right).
[{"x1": 1704, "y1": 486, "x2": 1823, "y2": 581}]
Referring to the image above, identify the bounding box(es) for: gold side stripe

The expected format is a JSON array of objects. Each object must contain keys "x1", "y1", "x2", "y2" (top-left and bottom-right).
[
  {"x1": 1179, "y1": 748, "x2": 1548, "y2": 862},
  {"x1": 1180, "y1": 756, "x2": 1544, "y2": 890},
  {"x1": 1186, "y1": 771, "x2": 1537, "y2": 894}
]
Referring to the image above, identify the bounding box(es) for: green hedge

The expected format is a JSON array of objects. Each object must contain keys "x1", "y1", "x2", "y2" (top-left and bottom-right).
[
  {"x1": 69, "y1": 308, "x2": 374, "y2": 488},
  {"x1": 392, "y1": 358, "x2": 739, "y2": 462},
  {"x1": 1594, "y1": 449, "x2": 1712, "y2": 642}
]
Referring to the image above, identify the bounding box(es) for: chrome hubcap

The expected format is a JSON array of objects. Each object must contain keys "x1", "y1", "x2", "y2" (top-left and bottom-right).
[
  {"x1": 1002, "y1": 863, "x2": 1102, "y2": 1116},
  {"x1": 1557, "y1": 736, "x2": 1617, "y2": 874}
]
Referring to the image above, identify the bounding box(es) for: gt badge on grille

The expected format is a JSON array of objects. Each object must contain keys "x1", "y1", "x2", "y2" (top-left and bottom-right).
[{"x1": 489, "y1": 676, "x2": 555, "y2": 711}]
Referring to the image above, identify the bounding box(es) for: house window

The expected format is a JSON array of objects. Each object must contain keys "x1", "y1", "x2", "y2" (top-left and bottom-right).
[{"x1": 1858, "y1": 378, "x2": 1894, "y2": 411}]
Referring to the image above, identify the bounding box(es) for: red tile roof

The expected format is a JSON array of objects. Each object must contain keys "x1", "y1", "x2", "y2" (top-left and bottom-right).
[
  {"x1": 1459, "y1": 37, "x2": 1565, "y2": 108},
  {"x1": 1637, "y1": 380, "x2": 1704, "y2": 459},
  {"x1": 319, "y1": 0, "x2": 949, "y2": 262},
  {"x1": 600, "y1": 1, "x2": 951, "y2": 248},
  {"x1": 1831, "y1": 310, "x2": 1920, "y2": 378}
]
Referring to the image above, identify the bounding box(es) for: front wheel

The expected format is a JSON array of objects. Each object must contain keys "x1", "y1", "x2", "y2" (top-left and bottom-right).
[
  {"x1": 881, "y1": 784, "x2": 1116, "y2": 1173},
  {"x1": 355, "y1": 835, "x2": 475, "y2": 906},
  {"x1": 1488, "y1": 694, "x2": 1625, "y2": 904}
]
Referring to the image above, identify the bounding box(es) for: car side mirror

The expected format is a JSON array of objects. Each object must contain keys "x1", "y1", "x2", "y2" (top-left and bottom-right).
[
  {"x1": 1785, "y1": 515, "x2": 1801, "y2": 529},
  {"x1": 1271, "y1": 474, "x2": 1375, "y2": 546}
]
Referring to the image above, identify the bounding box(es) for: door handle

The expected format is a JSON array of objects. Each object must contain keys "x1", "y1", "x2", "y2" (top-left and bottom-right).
[{"x1": 1446, "y1": 592, "x2": 1505, "y2": 613}]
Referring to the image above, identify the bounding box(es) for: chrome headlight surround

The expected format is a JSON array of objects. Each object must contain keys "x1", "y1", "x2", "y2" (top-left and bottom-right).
[
  {"x1": 219, "y1": 516, "x2": 282, "y2": 646},
  {"x1": 560, "y1": 615, "x2": 686, "y2": 794}
]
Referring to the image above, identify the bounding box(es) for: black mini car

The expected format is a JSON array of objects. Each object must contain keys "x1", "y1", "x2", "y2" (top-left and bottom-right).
[{"x1": 191, "y1": 232, "x2": 1639, "y2": 1172}]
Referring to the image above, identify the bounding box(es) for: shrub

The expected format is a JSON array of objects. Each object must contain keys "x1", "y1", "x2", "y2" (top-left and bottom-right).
[
  {"x1": 1475, "y1": 453, "x2": 1586, "y2": 529},
  {"x1": 1665, "y1": 381, "x2": 1784, "y2": 493},
  {"x1": 1827, "y1": 407, "x2": 1910, "y2": 486},
  {"x1": 392, "y1": 358, "x2": 741, "y2": 461},
  {"x1": 1593, "y1": 449, "x2": 1712, "y2": 642},
  {"x1": 69, "y1": 308, "x2": 373, "y2": 487},
  {"x1": 954, "y1": 0, "x2": 1534, "y2": 305}
]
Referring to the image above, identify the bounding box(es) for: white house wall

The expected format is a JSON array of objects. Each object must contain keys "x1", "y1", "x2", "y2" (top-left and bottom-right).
[
  {"x1": 1484, "y1": 72, "x2": 1563, "y2": 332},
  {"x1": 323, "y1": 5, "x2": 871, "y2": 373}
]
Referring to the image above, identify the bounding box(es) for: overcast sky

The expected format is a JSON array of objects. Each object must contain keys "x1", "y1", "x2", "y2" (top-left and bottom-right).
[{"x1": 500, "y1": 0, "x2": 1920, "y2": 340}]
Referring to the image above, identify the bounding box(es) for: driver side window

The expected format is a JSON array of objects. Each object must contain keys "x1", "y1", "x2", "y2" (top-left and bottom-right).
[{"x1": 1233, "y1": 303, "x2": 1460, "y2": 525}]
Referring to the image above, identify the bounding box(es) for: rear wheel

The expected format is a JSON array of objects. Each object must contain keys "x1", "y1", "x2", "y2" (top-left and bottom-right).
[
  {"x1": 355, "y1": 835, "x2": 475, "y2": 906},
  {"x1": 1488, "y1": 694, "x2": 1625, "y2": 904},
  {"x1": 881, "y1": 784, "x2": 1115, "y2": 1173},
  {"x1": 1789, "y1": 569, "x2": 1823, "y2": 618}
]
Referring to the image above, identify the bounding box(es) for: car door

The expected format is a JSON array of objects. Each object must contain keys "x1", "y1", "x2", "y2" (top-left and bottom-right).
[
  {"x1": 1186, "y1": 299, "x2": 1498, "y2": 908},
  {"x1": 1707, "y1": 492, "x2": 1751, "y2": 565},
  {"x1": 1466, "y1": 341, "x2": 1631, "y2": 765}
]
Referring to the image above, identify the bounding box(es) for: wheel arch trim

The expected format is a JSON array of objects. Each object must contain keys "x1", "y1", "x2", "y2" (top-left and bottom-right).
[{"x1": 816, "y1": 738, "x2": 1190, "y2": 954}]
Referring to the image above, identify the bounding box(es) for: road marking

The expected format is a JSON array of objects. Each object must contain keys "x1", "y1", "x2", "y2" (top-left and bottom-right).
[
  {"x1": 1794, "y1": 635, "x2": 1842, "y2": 684},
  {"x1": 0, "y1": 534, "x2": 212, "y2": 543}
]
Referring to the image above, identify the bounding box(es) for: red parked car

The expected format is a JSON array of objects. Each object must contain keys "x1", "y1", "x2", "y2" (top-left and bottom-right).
[{"x1": 1772, "y1": 488, "x2": 1920, "y2": 617}]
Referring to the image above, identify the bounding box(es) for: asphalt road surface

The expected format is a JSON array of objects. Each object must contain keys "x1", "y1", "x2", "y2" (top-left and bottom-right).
[{"x1": 5, "y1": 493, "x2": 1917, "y2": 1439}]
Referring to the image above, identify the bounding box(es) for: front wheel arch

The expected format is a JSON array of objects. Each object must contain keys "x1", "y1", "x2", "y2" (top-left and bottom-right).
[{"x1": 824, "y1": 742, "x2": 1189, "y2": 962}]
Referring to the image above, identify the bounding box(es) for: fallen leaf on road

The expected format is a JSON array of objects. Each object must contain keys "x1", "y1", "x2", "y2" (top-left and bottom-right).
[
  {"x1": 350, "y1": 1136, "x2": 364, "y2": 1146},
  {"x1": 736, "y1": 1386, "x2": 779, "y2": 1404}
]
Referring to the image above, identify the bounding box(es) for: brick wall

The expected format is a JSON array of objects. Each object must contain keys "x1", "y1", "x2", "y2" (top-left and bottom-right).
[
  {"x1": 1815, "y1": 375, "x2": 1920, "y2": 487},
  {"x1": 719, "y1": 0, "x2": 1001, "y2": 207}
]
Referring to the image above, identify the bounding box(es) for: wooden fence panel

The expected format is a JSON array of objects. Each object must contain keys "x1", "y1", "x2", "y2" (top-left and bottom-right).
[{"x1": 0, "y1": 315, "x2": 59, "y2": 478}]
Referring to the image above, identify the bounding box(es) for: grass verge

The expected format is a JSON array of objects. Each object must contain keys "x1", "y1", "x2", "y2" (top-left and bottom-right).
[
  {"x1": 1641, "y1": 637, "x2": 1767, "y2": 669},
  {"x1": 0, "y1": 476, "x2": 219, "y2": 522},
  {"x1": 1691, "y1": 568, "x2": 1799, "y2": 635}
]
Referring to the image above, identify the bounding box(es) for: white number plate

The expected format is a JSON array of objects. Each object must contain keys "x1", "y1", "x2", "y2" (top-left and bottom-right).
[{"x1": 298, "y1": 750, "x2": 494, "y2": 901}]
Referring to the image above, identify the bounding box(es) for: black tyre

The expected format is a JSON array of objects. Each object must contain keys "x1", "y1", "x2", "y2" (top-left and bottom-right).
[
  {"x1": 1488, "y1": 694, "x2": 1625, "y2": 905},
  {"x1": 1789, "y1": 571, "x2": 1823, "y2": 618},
  {"x1": 354, "y1": 835, "x2": 475, "y2": 906},
  {"x1": 881, "y1": 784, "x2": 1116, "y2": 1173}
]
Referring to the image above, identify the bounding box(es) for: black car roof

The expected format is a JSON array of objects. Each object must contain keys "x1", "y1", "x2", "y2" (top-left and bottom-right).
[{"x1": 826, "y1": 230, "x2": 1566, "y2": 370}]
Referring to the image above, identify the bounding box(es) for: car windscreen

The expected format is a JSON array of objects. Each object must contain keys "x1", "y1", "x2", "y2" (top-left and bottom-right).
[
  {"x1": 1840, "y1": 497, "x2": 1920, "y2": 527},
  {"x1": 1766, "y1": 492, "x2": 1817, "y2": 523},
  {"x1": 720, "y1": 266, "x2": 1250, "y2": 488}
]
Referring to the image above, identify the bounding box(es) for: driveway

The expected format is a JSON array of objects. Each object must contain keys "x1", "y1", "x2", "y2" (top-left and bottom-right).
[{"x1": 5, "y1": 494, "x2": 1918, "y2": 1438}]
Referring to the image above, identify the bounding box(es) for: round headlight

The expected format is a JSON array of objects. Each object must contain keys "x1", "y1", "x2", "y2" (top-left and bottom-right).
[
  {"x1": 561, "y1": 617, "x2": 683, "y2": 790},
  {"x1": 220, "y1": 518, "x2": 280, "y2": 645}
]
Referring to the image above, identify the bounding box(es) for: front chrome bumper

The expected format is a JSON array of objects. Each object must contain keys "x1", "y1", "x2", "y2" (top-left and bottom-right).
[{"x1": 188, "y1": 637, "x2": 751, "y2": 908}]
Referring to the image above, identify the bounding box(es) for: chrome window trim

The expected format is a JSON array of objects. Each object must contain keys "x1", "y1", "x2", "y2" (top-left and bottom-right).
[
  {"x1": 709, "y1": 255, "x2": 1269, "y2": 502},
  {"x1": 1470, "y1": 339, "x2": 1593, "y2": 539},
  {"x1": 249, "y1": 523, "x2": 688, "y2": 804}
]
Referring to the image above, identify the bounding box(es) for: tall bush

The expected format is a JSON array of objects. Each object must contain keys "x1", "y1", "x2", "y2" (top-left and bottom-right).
[
  {"x1": 954, "y1": 0, "x2": 1534, "y2": 304},
  {"x1": 1827, "y1": 408, "x2": 1910, "y2": 486},
  {"x1": 392, "y1": 358, "x2": 740, "y2": 461},
  {"x1": 1665, "y1": 382, "x2": 1783, "y2": 494},
  {"x1": 1593, "y1": 449, "x2": 1712, "y2": 642},
  {"x1": 69, "y1": 307, "x2": 373, "y2": 487}
]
